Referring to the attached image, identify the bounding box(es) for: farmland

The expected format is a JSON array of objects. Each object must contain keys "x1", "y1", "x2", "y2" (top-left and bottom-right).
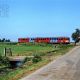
[
  {"x1": 0, "y1": 42, "x2": 74, "y2": 80},
  {"x1": 0, "y1": 43, "x2": 57, "y2": 56}
]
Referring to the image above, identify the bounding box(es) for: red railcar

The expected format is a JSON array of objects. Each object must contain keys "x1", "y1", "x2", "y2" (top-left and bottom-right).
[
  {"x1": 35, "y1": 38, "x2": 50, "y2": 43},
  {"x1": 57, "y1": 37, "x2": 70, "y2": 44},
  {"x1": 18, "y1": 38, "x2": 29, "y2": 43},
  {"x1": 57, "y1": 37, "x2": 64, "y2": 43}
]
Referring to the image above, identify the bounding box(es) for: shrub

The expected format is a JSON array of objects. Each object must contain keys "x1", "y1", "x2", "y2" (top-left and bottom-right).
[
  {"x1": 23, "y1": 57, "x2": 31, "y2": 63},
  {"x1": 0, "y1": 56, "x2": 10, "y2": 67},
  {"x1": 32, "y1": 55, "x2": 42, "y2": 63}
]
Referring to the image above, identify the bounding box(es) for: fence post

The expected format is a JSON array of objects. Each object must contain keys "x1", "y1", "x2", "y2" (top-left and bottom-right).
[
  {"x1": 4, "y1": 48, "x2": 6, "y2": 56},
  {"x1": 4, "y1": 48, "x2": 12, "y2": 56}
]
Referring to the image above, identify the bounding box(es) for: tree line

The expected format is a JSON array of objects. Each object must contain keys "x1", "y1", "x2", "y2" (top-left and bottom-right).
[{"x1": 0, "y1": 38, "x2": 10, "y2": 42}]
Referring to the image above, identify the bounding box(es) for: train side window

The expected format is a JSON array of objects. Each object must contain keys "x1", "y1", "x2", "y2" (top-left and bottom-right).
[
  {"x1": 61, "y1": 38, "x2": 63, "y2": 40},
  {"x1": 23, "y1": 39, "x2": 25, "y2": 40}
]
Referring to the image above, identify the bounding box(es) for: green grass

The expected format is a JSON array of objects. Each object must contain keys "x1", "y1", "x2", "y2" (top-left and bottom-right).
[
  {"x1": 0, "y1": 42, "x2": 55, "y2": 56},
  {"x1": 0, "y1": 42, "x2": 74, "y2": 80}
]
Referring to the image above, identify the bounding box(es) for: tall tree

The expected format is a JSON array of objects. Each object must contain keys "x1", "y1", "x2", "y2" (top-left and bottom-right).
[
  {"x1": 72, "y1": 28, "x2": 80, "y2": 44},
  {"x1": 2, "y1": 38, "x2": 5, "y2": 42}
]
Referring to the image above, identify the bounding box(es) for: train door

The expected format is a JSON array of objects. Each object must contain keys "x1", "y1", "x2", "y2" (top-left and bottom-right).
[{"x1": 29, "y1": 38, "x2": 35, "y2": 42}]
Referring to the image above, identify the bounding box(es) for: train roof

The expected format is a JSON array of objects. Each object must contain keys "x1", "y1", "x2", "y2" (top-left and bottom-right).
[{"x1": 18, "y1": 37, "x2": 70, "y2": 39}]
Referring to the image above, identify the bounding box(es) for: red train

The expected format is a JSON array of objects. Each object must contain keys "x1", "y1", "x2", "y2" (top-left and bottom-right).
[{"x1": 18, "y1": 37, "x2": 70, "y2": 44}]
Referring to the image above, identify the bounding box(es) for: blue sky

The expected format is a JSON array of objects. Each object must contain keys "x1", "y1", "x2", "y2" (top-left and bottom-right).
[{"x1": 0, "y1": 0, "x2": 80, "y2": 41}]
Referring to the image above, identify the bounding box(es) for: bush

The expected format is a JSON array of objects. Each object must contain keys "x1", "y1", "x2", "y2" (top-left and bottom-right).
[
  {"x1": 23, "y1": 57, "x2": 31, "y2": 63},
  {"x1": 32, "y1": 55, "x2": 42, "y2": 63},
  {"x1": 0, "y1": 56, "x2": 10, "y2": 67}
]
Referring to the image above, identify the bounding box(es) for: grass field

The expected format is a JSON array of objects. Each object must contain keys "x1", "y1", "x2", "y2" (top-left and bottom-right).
[
  {"x1": 0, "y1": 43, "x2": 55, "y2": 56},
  {"x1": 0, "y1": 42, "x2": 74, "y2": 80}
]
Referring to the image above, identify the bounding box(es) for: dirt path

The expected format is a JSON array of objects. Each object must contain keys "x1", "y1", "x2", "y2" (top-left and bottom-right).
[{"x1": 20, "y1": 46, "x2": 80, "y2": 80}]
